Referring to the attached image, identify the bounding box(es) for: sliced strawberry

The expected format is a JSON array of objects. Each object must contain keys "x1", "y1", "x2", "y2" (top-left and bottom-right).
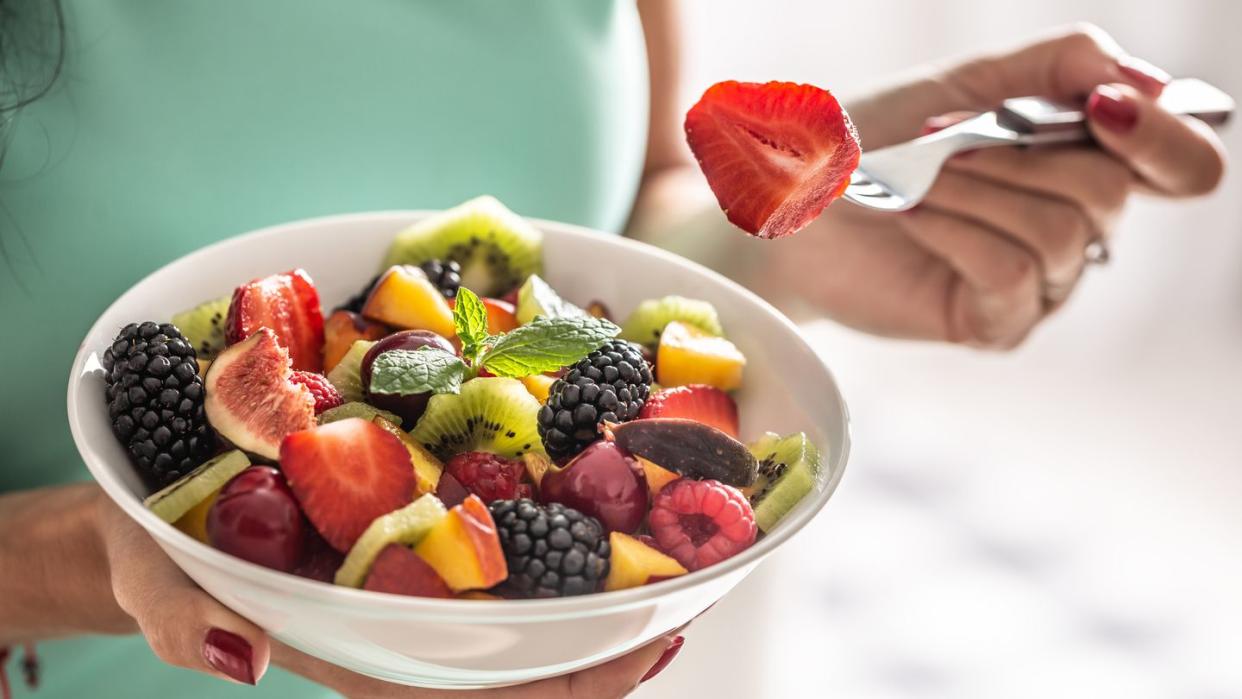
[
  {"x1": 684, "y1": 81, "x2": 860, "y2": 239},
  {"x1": 638, "y1": 385, "x2": 739, "y2": 437},
  {"x1": 280, "y1": 418, "x2": 417, "y2": 552},
  {"x1": 226, "y1": 269, "x2": 326, "y2": 372},
  {"x1": 363, "y1": 543, "x2": 454, "y2": 598}
]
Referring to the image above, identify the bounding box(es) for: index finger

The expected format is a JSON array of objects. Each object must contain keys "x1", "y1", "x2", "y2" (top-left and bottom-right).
[{"x1": 1085, "y1": 83, "x2": 1227, "y2": 196}]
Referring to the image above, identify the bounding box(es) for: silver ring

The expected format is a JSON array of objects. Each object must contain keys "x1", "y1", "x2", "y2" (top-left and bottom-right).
[{"x1": 1084, "y1": 236, "x2": 1111, "y2": 265}]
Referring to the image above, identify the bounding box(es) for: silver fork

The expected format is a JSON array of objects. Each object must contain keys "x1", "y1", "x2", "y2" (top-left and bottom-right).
[{"x1": 843, "y1": 78, "x2": 1235, "y2": 212}]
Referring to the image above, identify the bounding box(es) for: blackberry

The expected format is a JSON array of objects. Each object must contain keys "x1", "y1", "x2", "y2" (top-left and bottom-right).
[
  {"x1": 489, "y1": 499, "x2": 610, "y2": 597},
  {"x1": 416, "y1": 259, "x2": 462, "y2": 300},
  {"x1": 537, "y1": 339, "x2": 652, "y2": 460},
  {"x1": 337, "y1": 274, "x2": 380, "y2": 314},
  {"x1": 103, "y1": 322, "x2": 214, "y2": 489},
  {"x1": 337, "y1": 259, "x2": 462, "y2": 312}
]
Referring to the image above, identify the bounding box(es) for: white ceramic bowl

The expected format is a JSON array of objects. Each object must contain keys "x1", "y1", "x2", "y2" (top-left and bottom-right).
[{"x1": 67, "y1": 211, "x2": 850, "y2": 689}]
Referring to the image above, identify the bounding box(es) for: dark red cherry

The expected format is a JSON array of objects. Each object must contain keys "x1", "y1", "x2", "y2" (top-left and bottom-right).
[
  {"x1": 207, "y1": 466, "x2": 307, "y2": 573},
  {"x1": 539, "y1": 441, "x2": 648, "y2": 533},
  {"x1": 361, "y1": 330, "x2": 455, "y2": 428}
]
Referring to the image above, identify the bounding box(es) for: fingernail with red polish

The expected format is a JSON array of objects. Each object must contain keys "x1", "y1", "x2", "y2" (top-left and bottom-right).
[
  {"x1": 920, "y1": 117, "x2": 953, "y2": 136},
  {"x1": 203, "y1": 628, "x2": 256, "y2": 685},
  {"x1": 1087, "y1": 86, "x2": 1138, "y2": 134},
  {"x1": 641, "y1": 636, "x2": 684, "y2": 683},
  {"x1": 1117, "y1": 56, "x2": 1170, "y2": 98}
]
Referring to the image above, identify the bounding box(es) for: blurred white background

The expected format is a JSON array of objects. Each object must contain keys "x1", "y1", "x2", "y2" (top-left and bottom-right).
[{"x1": 639, "y1": 1, "x2": 1242, "y2": 697}]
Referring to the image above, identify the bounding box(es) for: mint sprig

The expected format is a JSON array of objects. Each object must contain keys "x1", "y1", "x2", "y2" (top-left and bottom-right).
[
  {"x1": 453, "y1": 287, "x2": 489, "y2": 361},
  {"x1": 369, "y1": 347, "x2": 467, "y2": 396},
  {"x1": 365, "y1": 284, "x2": 620, "y2": 397},
  {"x1": 477, "y1": 315, "x2": 620, "y2": 378}
]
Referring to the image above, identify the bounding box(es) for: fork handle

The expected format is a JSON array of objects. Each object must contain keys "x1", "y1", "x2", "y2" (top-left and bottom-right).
[{"x1": 996, "y1": 77, "x2": 1234, "y2": 145}]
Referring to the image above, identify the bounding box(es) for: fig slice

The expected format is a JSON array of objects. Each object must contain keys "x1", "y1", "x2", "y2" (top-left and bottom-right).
[
  {"x1": 607, "y1": 418, "x2": 757, "y2": 487},
  {"x1": 204, "y1": 328, "x2": 317, "y2": 461}
]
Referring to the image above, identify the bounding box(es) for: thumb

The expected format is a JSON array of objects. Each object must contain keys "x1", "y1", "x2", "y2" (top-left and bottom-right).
[
  {"x1": 100, "y1": 501, "x2": 271, "y2": 686},
  {"x1": 944, "y1": 23, "x2": 1168, "y2": 107},
  {"x1": 1086, "y1": 83, "x2": 1227, "y2": 196}
]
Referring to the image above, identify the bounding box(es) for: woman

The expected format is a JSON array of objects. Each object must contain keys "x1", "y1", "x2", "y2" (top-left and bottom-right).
[{"x1": 0, "y1": 1, "x2": 1224, "y2": 697}]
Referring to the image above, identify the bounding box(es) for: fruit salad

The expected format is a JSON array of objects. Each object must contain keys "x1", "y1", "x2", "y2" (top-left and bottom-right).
[{"x1": 102, "y1": 195, "x2": 825, "y2": 600}]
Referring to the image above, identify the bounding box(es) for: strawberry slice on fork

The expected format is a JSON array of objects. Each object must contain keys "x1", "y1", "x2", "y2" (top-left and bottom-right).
[{"x1": 685, "y1": 81, "x2": 861, "y2": 239}]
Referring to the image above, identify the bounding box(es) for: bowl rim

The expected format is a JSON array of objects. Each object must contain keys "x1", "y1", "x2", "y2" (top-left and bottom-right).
[{"x1": 67, "y1": 209, "x2": 851, "y2": 620}]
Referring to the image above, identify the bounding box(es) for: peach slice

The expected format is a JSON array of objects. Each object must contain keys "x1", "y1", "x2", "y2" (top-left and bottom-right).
[
  {"x1": 372, "y1": 417, "x2": 443, "y2": 496},
  {"x1": 604, "y1": 532, "x2": 687, "y2": 592},
  {"x1": 361, "y1": 265, "x2": 456, "y2": 338},
  {"x1": 638, "y1": 457, "x2": 680, "y2": 497},
  {"x1": 363, "y1": 544, "x2": 454, "y2": 599},
  {"x1": 413, "y1": 495, "x2": 508, "y2": 592},
  {"x1": 656, "y1": 320, "x2": 745, "y2": 391},
  {"x1": 323, "y1": 310, "x2": 389, "y2": 373},
  {"x1": 522, "y1": 453, "x2": 553, "y2": 488},
  {"x1": 173, "y1": 490, "x2": 219, "y2": 543},
  {"x1": 519, "y1": 374, "x2": 556, "y2": 404}
]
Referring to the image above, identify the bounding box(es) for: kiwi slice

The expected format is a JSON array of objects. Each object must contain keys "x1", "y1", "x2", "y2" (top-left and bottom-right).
[
  {"x1": 515, "y1": 274, "x2": 585, "y2": 324},
  {"x1": 171, "y1": 296, "x2": 231, "y2": 359},
  {"x1": 620, "y1": 296, "x2": 724, "y2": 348},
  {"x1": 411, "y1": 377, "x2": 545, "y2": 459},
  {"x1": 383, "y1": 195, "x2": 543, "y2": 297},
  {"x1": 326, "y1": 340, "x2": 377, "y2": 403},
  {"x1": 143, "y1": 450, "x2": 250, "y2": 523},
  {"x1": 334, "y1": 493, "x2": 447, "y2": 587},
  {"x1": 318, "y1": 401, "x2": 402, "y2": 426},
  {"x1": 746, "y1": 432, "x2": 821, "y2": 533}
]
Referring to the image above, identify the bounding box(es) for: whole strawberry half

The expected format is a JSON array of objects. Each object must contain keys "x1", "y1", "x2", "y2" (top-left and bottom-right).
[
  {"x1": 638, "y1": 384, "x2": 739, "y2": 438},
  {"x1": 684, "y1": 81, "x2": 861, "y2": 239},
  {"x1": 226, "y1": 269, "x2": 326, "y2": 372},
  {"x1": 280, "y1": 418, "x2": 416, "y2": 552}
]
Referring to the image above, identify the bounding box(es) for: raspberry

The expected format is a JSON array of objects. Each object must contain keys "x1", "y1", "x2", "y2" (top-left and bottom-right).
[
  {"x1": 648, "y1": 478, "x2": 757, "y2": 571},
  {"x1": 289, "y1": 371, "x2": 344, "y2": 414},
  {"x1": 445, "y1": 451, "x2": 528, "y2": 503}
]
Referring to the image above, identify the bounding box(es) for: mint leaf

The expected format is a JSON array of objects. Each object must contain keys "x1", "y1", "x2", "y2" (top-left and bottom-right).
[
  {"x1": 478, "y1": 316, "x2": 620, "y2": 378},
  {"x1": 369, "y1": 347, "x2": 467, "y2": 396},
  {"x1": 452, "y1": 287, "x2": 489, "y2": 361},
  {"x1": 517, "y1": 274, "x2": 587, "y2": 322}
]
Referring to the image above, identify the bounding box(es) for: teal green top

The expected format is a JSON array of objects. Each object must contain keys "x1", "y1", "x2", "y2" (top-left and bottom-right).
[{"x1": 0, "y1": 1, "x2": 647, "y2": 696}]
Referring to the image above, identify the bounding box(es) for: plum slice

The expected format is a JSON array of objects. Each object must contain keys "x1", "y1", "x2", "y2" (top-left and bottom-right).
[{"x1": 607, "y1": 418, "x2": 757, "y2": 487}]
